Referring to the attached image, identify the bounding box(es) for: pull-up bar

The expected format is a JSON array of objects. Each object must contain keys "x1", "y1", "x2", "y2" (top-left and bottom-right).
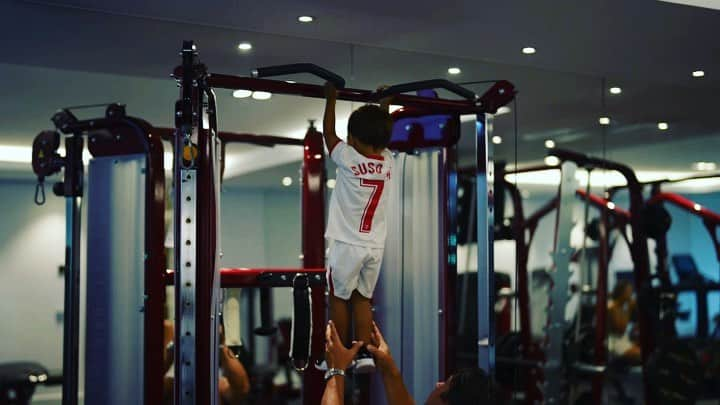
[
  {"x1": 155, "y1": 127, "x2": 305, "y2": 148},
  {"x1": 172, "y1": 65, "x2": 514, "y2": 115}
]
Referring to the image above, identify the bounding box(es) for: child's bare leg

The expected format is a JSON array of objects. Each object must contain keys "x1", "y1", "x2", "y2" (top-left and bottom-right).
[
  {"x1": 329, "y1": 295, "x2": 351, "y2": 346},
  {"x1": 350, "y1": 290, "x2": 373, "y2": 344}
]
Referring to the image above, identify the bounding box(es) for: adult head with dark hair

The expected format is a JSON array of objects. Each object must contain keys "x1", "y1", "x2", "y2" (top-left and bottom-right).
[
  {"x1": 347, "y1": 104, "x2": 393, "y2": 151},
  {"x1": 425, "y1": 367, "x2": 496, "y2": 405},
  {"x1": 611, "y1": 280, "x2": 634, "y2": 303}
]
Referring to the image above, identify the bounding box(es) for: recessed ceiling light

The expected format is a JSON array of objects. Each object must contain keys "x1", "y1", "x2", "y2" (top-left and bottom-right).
[
  {"x1": 495, "y1": 106, "x2": 512, "y2": 116},
  {"x1": 237, "y1": 42, "x2": 252, "y2": 51},
  {"x1": 657, "y1": 122, "x2": 669, "y2": 130},
  {"x1": 692, "y1": 70, "x2": 705, "y2": 78},
  {"x1": 606, "y1": 202, "x2": 616, "y2": 210},
  {"x1": 327, "y1": 179, "x2": 336, "y2": 189},
  {"x1": 252, "y1": 91, "x2": 272, "y2": 100},
  {"x1": 492, "y1": 135, "x2": 502, "y2": 144},
  {"x1": 448, "y1": 67, "x2": 461, "y2": 75},
  {"x1": 694, "y1": 161, "x2": 717, "y2": 171},
  {"x1": 522, "y1": 47, "x2": 536, "y2": 55},
  {"x1": 544, "y1": 139, "x2": 556, "y2": 149},
  {"x1": 297, "y1": 15, "x2": 315, "y2": 23},
  {"x1": 544, "y1": 156, "x2": 560, "y2": 166},
  {"x1": 233, "y1": 90, "x2": 252, "y2": 98},
  {"x1": 282, "y1": 176, "x2": 293, "y2": 186},
  {"x1": 609, "y1": 87, "x2": 622, "y2": 95},
  {"x1": 693, "y1": 203, "x2": 702, "y2": 211},
  {"x1": 286, "y1": 80, "x2": 296, "y2": 84},
  {"x1": 598, "y1": 116, "x2": 611, "y2": 125}
]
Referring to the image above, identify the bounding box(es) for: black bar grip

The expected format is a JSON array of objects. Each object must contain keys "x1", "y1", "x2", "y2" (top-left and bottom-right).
[
  {"x1": 376, "y1": 79, "x2": 477, "y2": 101},
  {"x1": 252, "y1": 63, "x2": 346, "y2": 89},
  {"x1": 290, "y1": 274, "x2": 312, "y2": 371}
]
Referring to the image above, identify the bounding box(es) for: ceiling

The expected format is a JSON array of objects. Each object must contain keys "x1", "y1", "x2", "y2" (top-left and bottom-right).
[{"x1": 1, "y1": 0, "x2": 719, "y2": 188}]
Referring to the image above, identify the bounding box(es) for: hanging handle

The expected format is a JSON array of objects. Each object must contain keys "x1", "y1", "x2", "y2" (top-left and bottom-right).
[{"x1": 252, "y1": 63, "x2": 346, "y2": 89}]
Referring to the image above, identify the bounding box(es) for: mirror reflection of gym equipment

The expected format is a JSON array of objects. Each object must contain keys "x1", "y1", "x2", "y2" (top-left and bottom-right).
[{"x1": 2, "y1": 3, "x2": 720, "y2": 405}]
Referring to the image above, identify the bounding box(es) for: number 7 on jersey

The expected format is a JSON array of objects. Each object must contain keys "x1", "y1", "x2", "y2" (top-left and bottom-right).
[{"x1": 359, "y1": 179, "x2": 385, "y2": 233}]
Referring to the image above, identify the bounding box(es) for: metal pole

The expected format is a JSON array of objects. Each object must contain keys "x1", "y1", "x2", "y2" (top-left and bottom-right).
[
  {"x1": 476, "y1": 114, "x2": 495, "y2": 373},
  {"x1": 60, "y1": 132, "x2": 83, "y2": 405},
  {"x1": 62, "y1": 195, "x2": 81, "y2": 405}
]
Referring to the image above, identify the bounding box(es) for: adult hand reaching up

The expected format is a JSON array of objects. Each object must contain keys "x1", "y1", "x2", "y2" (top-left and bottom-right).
[
  {"x1": 326, "y1": 320, "x2": 363, "y2": 371},
  {"x1": 366, "y1": 321, "x2": 394, "y2": 373}
]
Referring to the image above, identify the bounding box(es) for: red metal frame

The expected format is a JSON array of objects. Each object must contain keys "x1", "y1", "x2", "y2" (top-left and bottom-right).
[
  {"x1": 647, "y1": 192, "x2": 720, "y2": 224},
  {"x1": 300, "y1": 124, "x2": 327, "y2": 405},
  {"x1": 576, "y1": 189, "x2": 631, "y2": 221}
]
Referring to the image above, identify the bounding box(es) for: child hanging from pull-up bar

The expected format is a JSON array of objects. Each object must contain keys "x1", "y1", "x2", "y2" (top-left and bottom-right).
[{"x1": 318, "y1": 82, "x2": 394, "y2": 373}]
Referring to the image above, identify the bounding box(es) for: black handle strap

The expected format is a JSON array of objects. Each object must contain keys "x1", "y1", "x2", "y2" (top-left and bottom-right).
[
  {"x1": 290, "y1": 274, "x2": 312, "y2": 370},
  {"x1": 252, "y1": 63, "x2": 346, "y2": 89}
]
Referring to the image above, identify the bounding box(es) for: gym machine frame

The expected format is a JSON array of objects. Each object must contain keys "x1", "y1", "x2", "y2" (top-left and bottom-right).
[
  {"x1": 172, "y1": 40, "x2": 515, "y2": 404},
  {"x1": 548, "y1": 149, "x2": 657, "y2": 403},
  {"x1": 494, "y1": 161, "x2": 634, "y2": 404},
  {"x1": 31, "y1": 104, "x2": 168, "y2": 405}
]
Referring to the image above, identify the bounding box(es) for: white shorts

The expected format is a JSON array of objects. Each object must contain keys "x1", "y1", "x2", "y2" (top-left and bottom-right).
[{"x1": 327, "y1": 239, "x2": 384, "y2": 300}]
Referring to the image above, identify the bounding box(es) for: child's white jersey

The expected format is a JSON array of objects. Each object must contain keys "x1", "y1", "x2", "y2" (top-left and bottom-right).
[{"x1": 325, "y1": 142, "x2": 392, "y2": 248}]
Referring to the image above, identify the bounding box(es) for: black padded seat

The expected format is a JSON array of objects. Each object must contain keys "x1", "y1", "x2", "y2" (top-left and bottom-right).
[{"x1": 0, "y1": 362, "x2": 48, "y2": 405}]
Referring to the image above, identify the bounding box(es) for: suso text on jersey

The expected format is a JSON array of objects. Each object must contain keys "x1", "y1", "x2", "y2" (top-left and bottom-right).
[{"x1": 351, "y1": 162, "x2": 384, "y2": 176}]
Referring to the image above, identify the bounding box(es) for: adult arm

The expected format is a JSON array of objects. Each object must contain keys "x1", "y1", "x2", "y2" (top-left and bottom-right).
[
  {"x1": 367, "y1": 322, "x2": 415, "y2": 405},
  {"x1": 219, "y1": 346, "x2": 251, "y2": 404},
  {"x1": 321, "y1": 321, "x2": 364, "y2": 405},
  {"x1": 321, "y1": 375, "x2": 345, "y2": 405}
]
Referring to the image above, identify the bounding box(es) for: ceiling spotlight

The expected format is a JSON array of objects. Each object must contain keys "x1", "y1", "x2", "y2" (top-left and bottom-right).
[
  {"x1": 609, "y1": 87, "x2": 622, "y2": 95},
  {"x1": 233, "y1": 89, "x2": 252, "y2": 98},
  {"x1": 282, "y1": 176, "x2": 293, "y2": 186},
  {"x1": 252, "y1": 91, "x2": 272, "y2": 100},
  {"x1": 606, "y1": 202, "x2": 616, "y2": 210},
  {"x1": 495, "y1": 106, "x2": 512, "y2": 115},
  {"x1": 693, "y1": 203, "x2": 702, "y2": 212},
  {"x1": 327, "y1": 179, "x2": 336, "y2": 189},
  {"x1": 692, "y1": 70, "x2": 705, "y2": 78},
  {"x1": 297, "y1": 15, "x2": 315, "y2": 23},
  {"x1": 544, "y1": 139, "x2": 556, "y2": 149},
  {"x1": 522, "y1": 47, "x2": 536, "y2": 55},
  {"x1": 448, "y1": 67, "x2": 461, "y2": 75},
  {"x1": 598, "y1": 116, "x2": 611, "y2": 125},
  {"x1": 544, "y1": 156, "x2": 560, "y2": 166},
  {"x1": 492, "y1": 136, "x2": 502, "y2": 145},
  {"x1": 657, "y1": 122, "x2": 669, "y2": 130},
  {"x1": 694, "y1": 161, "x2": 717, "y2": 171},
  {"x1": 237, "y1": 42, "x2": 253, "y2": 51}
]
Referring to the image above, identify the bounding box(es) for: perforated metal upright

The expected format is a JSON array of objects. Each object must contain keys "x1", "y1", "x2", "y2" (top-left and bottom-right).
[
  {"x1": 542, "y1": 161, "x2": 578, "y2": 403},
  {"x1": 173, "y1": 41, "x2": 222, "y2": 405}
]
